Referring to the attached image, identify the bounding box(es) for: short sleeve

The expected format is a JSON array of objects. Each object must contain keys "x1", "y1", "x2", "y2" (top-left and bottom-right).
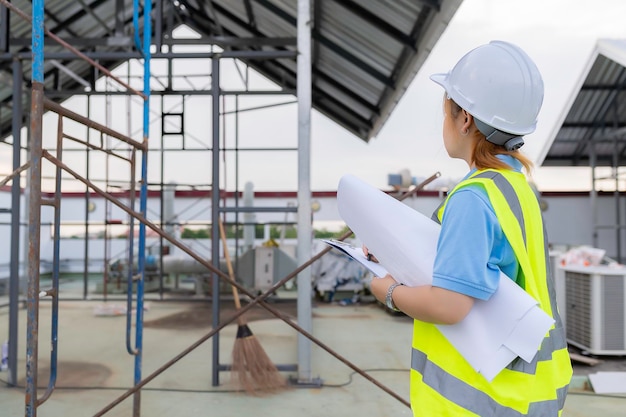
[{"x1": 432, "y1": 187, "x2": 511, "y2": 300}]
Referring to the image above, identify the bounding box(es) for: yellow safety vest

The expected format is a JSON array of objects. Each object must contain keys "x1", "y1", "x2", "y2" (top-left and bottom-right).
[{"x1": 411, "y1": 169, "x2": 572, "y2": 417}]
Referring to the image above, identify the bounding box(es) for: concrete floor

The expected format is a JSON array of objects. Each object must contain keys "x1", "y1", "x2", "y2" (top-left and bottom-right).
[{"x1": 1, "y1": 296, "x2": 625, "y2": 417}]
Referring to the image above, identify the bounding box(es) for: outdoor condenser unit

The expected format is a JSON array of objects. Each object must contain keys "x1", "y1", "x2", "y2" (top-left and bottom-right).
[
  {"x1": 561, "y1": 265, "x2": 626, "y2": 355},
  {"x1": 236, "y1": 246, "x2": 298, "y2": 293}
]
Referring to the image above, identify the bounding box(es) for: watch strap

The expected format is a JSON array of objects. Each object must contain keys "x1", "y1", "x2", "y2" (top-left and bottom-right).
[{"x1": 385, "y1": 282, "x2": 403, "y2": 311}]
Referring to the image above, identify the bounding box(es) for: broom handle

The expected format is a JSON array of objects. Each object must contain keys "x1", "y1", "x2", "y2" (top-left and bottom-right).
[{"x1": 218, "y1": 218, "x2": 243, "y2": 311}]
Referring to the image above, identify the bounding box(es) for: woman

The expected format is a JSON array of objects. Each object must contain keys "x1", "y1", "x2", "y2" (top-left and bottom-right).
[{"x1": 368, "y1": 41, "x2": 572, "y2": 416}]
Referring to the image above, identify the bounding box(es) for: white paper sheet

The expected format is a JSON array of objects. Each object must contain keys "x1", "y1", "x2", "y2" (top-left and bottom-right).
[
  {"x1": 321, "y1": 239, "x2": 389, "y2": 278},
  {"x1": 589, "y1": 372, "x2": 626, "y2": 394},
  {"x1": 336, "y1": 174, "x2": 555, "y2": 381}
]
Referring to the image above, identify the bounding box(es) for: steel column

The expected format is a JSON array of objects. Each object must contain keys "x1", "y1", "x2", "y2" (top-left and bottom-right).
[
  {"x1": 8, "y1": 57, "x2": 22, "y2": 387},
  {"x1": 296, "y1": 0, "x2": 314, "y2": 384},
  {"x1": 211, "y1": 55, "x2": 221, "y2": 387},
  {"x1": 25, "y1": 0, "x2": 44, "y2": 414}
]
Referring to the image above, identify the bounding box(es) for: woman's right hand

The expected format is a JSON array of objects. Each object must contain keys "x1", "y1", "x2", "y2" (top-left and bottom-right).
[{"x1": 362, "y1": 245, "x2": 379, "y2": 263}]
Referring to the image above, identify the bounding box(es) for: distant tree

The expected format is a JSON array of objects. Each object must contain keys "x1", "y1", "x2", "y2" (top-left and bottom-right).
[
  {"x1": 314, "y1": 228, "x2": 338, "y2": 239},
  {"x1": 181, "y1": 228, "x2": 210, "y2": 238},
  {"x1": 178, "y1": 224, "x2": 350, "y2": 240},
  {"x1": 274, "y1": 225, "x2": 297, "y2": 239},
  {"x1": 315, "y1": 225, "x2": 351, "y2": 239}
]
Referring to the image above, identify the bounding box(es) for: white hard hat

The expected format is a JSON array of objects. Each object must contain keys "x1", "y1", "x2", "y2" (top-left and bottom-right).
[{"x1": 430, "y1": 40, "x2": 544, "y2": 150}]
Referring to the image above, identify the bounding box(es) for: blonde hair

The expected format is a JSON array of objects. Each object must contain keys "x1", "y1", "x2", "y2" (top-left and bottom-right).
[{"x1": 447, "y1": 97, "x2": 534, "y2": 174}]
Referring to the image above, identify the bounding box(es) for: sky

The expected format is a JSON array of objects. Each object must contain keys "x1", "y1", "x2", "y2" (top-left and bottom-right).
[{"x1": 2, "y1": 0, "x2": 626, "y2": 194}]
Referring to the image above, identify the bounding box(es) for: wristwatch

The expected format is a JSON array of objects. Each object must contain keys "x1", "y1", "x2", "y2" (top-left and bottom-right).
[{"x1": 385, "y1": 282, "x2": 403, "y2": 311}]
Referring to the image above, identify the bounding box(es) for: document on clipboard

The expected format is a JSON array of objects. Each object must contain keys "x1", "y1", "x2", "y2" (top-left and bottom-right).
[{"x1": 322, "y1": 239, "x2": 389, "y2": 278}]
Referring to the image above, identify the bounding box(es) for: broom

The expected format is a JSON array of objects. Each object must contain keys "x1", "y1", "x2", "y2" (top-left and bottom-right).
[{"x1": 218, "y1": 218, "x2": 287, "y2": 394}]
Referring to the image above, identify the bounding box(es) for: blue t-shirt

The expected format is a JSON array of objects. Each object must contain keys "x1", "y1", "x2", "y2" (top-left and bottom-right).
[{"x1": 432, "y1": 156, "x2": 521, "y2": 300}]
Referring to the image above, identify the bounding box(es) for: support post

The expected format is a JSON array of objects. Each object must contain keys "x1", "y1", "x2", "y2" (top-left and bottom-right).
[
  {"x1": 211, "y1": 55, "x2": 222, "y2": 387},
  {"x1": 26, "y1": 1, "x2": 45, "y2": 414},
  {"x1": 132, "y1": 0, "x2": 152, "y2": 413},
  {"x1": 8, "y1": 57, "x2": 22, "y2": 387},
  {"x1": 296, "y1": 0, "x2": 314, "y2": 384}
]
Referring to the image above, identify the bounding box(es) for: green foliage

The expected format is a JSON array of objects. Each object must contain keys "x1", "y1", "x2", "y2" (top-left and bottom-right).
[
  {"x1": 253, "y1": 224, "x2": 297, "y2": 239},
  {"x1": 181, "y1": 228, "x2": 210, "y2": 238},
  {"x1": 314, "y1": 226, "x2": 348, "y2": 239},
  {"x1": 179, "y1": 224, "x2": 351, "y2": 240}
]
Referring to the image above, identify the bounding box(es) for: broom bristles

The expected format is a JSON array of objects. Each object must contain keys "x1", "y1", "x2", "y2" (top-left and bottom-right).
[
  {"x1": 231, "y1": 324, "x2": 287, "y2": 395},
  {"x1": 219, "y1": 219, "x2": 285, "y2": 395}
]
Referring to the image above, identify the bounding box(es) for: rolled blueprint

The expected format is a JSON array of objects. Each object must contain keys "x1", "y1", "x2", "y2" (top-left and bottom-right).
[{"x1": 337, "y1": 174, "x2": 554, "y2": 381}]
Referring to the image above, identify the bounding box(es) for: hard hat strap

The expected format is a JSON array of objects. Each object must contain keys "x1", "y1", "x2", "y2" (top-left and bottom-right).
[{"x1": 475, "y1": 118, "x2": 524, "y2": 151}]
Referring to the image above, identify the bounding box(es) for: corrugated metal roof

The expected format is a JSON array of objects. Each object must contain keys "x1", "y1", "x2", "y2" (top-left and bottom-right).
[
  {"x1": 540, "y1": 39, "x2": 626, "y2": 167},
  {"x1": 0, "y1": 0, "x2": 463, "y2": 143}
]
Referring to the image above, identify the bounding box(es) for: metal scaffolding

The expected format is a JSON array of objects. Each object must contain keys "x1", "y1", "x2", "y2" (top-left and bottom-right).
[
  {"x1": 0, "y1": 1, "x2": 311, "y2": 415},
  {"x1": 0, "y1": 0, "x2": 443, "y2": 415}
]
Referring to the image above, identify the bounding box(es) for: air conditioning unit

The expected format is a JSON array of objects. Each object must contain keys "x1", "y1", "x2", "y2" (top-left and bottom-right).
[
  {"x1": 561, "y1": 265, "x2": 626, "y2": 355},
  {"x1": 237, "y1": 246, "x2": 297, "y2": 293}
]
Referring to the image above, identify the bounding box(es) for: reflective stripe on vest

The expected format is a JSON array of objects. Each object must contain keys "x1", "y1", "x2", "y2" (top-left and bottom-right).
[
  {"x1": 412, "y1": 349, "x2": 570, "y2": 417},
  {"x1": 411, "y1": 169, "x2": 572, "y2": 417}
]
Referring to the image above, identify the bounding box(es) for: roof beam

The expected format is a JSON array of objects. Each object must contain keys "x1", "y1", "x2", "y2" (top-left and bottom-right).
[
  {"x1": 42, "y1": 88, "x2": 296, "y2": 98},
  {"x1": 581, "y1": 83, "x2": 626, "y2": 90},
  {"x1": 333, "y1": 0, "x2": 416, "y2": 49},
  {"x1": 9, "y1": 37, "x2": 132, "y2": 47},
  {"x1": 312, "y1": 32, "x2": 395, "y2": 87},
  {"x1": 252, "y1": 0, "x2": 395, "y2": 87},
  {"x1": 162, "y1": 36, "x2": 295, "y2": 47},
  {"x1": 75, "y1": 0, "x2": 113, "y2": 36},
  {"x1": 419, "y1": 0, "x2": 441, "y2": 11},
  {"x1": 115, "y1": 0, "x2": 125, "y2": 35},
  {"x1": 243, "y1": 0, "x2": 257, "y2": 28},
  {"x1": 571, "y1": 67, "x2": 626, "y2": 165},
  {"x1": 200, "y1": 0, "x2": 225, "y2": 35},
  {"x1": 311, "y1": 0, "x2": 322, "y2": 73},
  {"x1": 553, "y1": 137, "x2": 626, "y2": 145},
  {"x1": 313, "y1": 70, "x2": 380, "y2": 114},
  {"x1": 46, "y1": 0, "x2": 111, "y2": 36},
  {"x1": 252, "y1": 0, "x2": 295, "y2": 25},
  {"x1": 43, "y1": 6, "x2": 80, "y2": 37},
  {"x1": 1, "y1": 50, "x2": 296, "y2": 60},
  {"x1": 315, "y1": 98, "x2": 373, "y2": 140},
  {"x1": 562, "y1": 122, "x2": 626, "y2": 129},
  {"x1": 181, "y1": 0, "x2": 269, "y2": 44},
  {"x1": 541, "y1": 155, "x2": 615, "y2": 167}
]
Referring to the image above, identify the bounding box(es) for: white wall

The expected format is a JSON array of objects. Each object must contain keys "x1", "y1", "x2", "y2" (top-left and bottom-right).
[
  {"x1": 2, "y1": 188, "x2": 626, "y2": 273},
  {"x1": 0, "y1": 190, "x2": 13, "y2": 278}
]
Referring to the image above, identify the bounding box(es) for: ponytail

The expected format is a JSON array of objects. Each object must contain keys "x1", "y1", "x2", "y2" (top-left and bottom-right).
[{"x1": 473, "y1": 139, "x2": 534, "y2": 174}]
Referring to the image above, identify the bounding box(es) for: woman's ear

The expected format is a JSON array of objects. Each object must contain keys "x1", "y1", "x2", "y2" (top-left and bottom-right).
[{"x1": 462, "y1": 110, "x2": 474, "y2": 131}]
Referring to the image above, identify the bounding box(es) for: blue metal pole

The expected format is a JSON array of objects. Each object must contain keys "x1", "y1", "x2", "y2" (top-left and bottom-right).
[
  {"x1": 133, "y1": 0, "x2": 151, "y2": 414},
  {"x1": 31, "y1": 1, "x2": 43, "y2": 84},
  {"x1": 26, "y1": 0, "x2": 44, "y2": 415}
]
